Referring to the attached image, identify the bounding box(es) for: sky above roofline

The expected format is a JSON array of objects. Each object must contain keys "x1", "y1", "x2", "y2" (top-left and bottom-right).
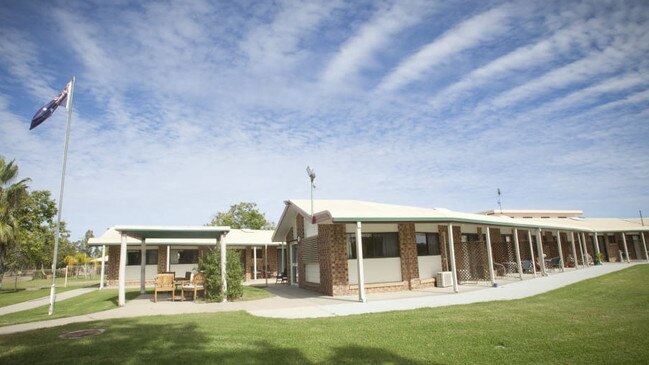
[{"x1": 1, "y1": 0, "x2": 648, "y2": 239}]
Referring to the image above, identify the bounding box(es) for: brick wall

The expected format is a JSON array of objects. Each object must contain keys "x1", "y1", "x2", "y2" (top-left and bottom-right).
[
  {"x1": 317, "y1": 223, "x2": 350, "y2": 295},
  {"x1": 296, "y1": 215, "x2": 306, "y2": 289},
  {"x1": 398, "y1": 223, "x2": 419, "y2": 289},
  {"x1": 157, "y1": 245, "x2": 167, "y2": 273},
  {"x1": 107, "y1": 245, "x2": 120, "y2": 282},
  {"x1": 438, "y1": 225, "x2": 449, "y2": 271}
]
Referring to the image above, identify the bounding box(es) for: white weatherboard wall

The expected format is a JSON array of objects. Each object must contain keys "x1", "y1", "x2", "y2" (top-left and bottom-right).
[
  {"x1": 418, "y1": 256, "x2": 442, "y2": 279},
  {"x1": 125, "y1": 265, "x2": 158, "y2": 280},
  {"x1": 305, "y1": 263, "x2": 320, "y2": 283},
  {"x1": 348, "y1": 258, "x2": 401, "y2": 284},
  {"x1": 304, "y1": 218, "x2": 318, "y2": 238}
]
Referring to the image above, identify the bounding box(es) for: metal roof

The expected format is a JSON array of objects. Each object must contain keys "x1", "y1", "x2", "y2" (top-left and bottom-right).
[
  {"x1": 89, "y1": 226, "x2": 282, "y2": 246},
  {"x1": 272, "y1": 200, "x2": 649, "y2": 241}
]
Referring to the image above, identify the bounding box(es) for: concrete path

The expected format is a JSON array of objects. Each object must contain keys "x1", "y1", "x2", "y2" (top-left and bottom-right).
[
  {"x1": 0, "y1": 262, "x2": 641, "y2": 336},
  {"x1": 0, "y1": 288, "x2": 96, "y2": 316}
]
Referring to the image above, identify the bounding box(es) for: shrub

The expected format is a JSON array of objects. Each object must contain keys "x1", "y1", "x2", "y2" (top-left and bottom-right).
[{"x1": 199, "y1": 248, "x2": 244, "y2": 302}]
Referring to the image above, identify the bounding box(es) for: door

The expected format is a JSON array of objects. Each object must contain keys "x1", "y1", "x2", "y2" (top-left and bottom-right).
[{"x1": 291, "y1": 243, "x2": 298, "y2": 285}]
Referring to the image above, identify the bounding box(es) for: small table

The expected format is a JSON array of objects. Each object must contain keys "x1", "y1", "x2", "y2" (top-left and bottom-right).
[{"x1": 173, "y1": 279, "x2": 189, "y2": 300}]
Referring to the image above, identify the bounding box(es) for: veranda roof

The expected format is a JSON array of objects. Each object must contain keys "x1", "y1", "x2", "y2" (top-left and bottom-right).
[
  {"x1": 273, "y1": 199, "x2": 649, "y2": 241},
  {"x1": 89, "y1": 226, "x2": 281, "y2": 246}
]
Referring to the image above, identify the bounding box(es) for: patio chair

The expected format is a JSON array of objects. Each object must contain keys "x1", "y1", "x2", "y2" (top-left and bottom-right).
[
  {"x1": 181, "y1": 272, "x2": 205, "y2": 301},
  {"x1": 275, "y1": 269, "x2": 288, "y2": 284},
  {"x1": 154, "y1": 273, "x2": 175, "y2": 303},
  {"x1": 521, "y1": 260, "x2": 535, "y2": 273},
  {"x1": 493, "y1": 262, "x2": 506, "y2": 278},
  {"x1": 548, "y1": 257, "x2": 562, "y2": 271}
]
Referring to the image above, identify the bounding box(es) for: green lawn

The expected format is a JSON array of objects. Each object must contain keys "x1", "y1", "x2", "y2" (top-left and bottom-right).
[
  {"x1": 0, "y1": 289, "x2": 142, "y2": 327},
  {"x1": 1, "y1": 265, "x2": 648, "y2": 364},
  {"x1": 0, "y1": 287, "x2": 81, "y2": 308},
  {"x1": 240, "y1": 285, "x2": 275, "y2": 301}
]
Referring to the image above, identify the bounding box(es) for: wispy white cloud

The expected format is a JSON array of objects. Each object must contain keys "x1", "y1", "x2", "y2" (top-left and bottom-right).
[
  {"x1": 1, "y1": 0, "x2": 649, "y2": 238},
  {"x1": 375, "y1": 3, "x2": 519, "y2": 93},
  {"x1": 320, "y1": 0, "x2": 432, "y2": 90}
]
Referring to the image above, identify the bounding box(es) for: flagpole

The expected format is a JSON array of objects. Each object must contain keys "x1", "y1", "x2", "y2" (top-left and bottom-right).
[{"x1": 48, "y1": 76, "x2": 75, "y2": 316}]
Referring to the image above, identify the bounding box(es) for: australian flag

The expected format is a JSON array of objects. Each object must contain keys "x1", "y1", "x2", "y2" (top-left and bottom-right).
[{"x1": 30, "y1": 82, "x2": 71, "y2": 130}]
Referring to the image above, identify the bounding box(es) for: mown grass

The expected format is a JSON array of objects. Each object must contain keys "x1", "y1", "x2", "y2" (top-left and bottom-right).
[
  {"x1": 240, "y1": 285, "x2": 275, "y2": 301},
  {"x1": 1, "y1": 265, "x2": 648, "y2": 364},
  {"x1": 0, "y1": 287, "x2": 81, "y2": 308},
  {"x1": 0, "y1": 289, "x2": 142, "y2": 327}
]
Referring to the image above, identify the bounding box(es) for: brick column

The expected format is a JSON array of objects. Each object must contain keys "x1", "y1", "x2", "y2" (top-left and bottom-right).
[
  {"x1": 107, "y1": 245, "x2": 120, "y2": 286},
  {"x1": 439, "y1": 225, "x2": 449, "y2": 271},
  {"x1": 398, "y1": 223, "x2": 419, "y2": 289},
  {"x1": 157, "y1": 245, "x2": 167, "y2": 273},
  {"x1": 317, "y1": 223, "x2": 349, "y2": 296},
  {"x1": 296, "y1": 215, "x2": 306, "y2": 289}
]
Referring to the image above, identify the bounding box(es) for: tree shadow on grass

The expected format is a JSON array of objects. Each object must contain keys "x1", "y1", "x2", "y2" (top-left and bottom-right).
[{"x1": 0, "y1": 325, "x2": 436, "y2": 365}]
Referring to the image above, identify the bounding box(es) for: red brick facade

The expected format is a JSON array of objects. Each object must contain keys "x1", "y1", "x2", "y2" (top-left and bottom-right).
[
  {"x1": 317, "y1": 223, "x2": 349, "y2": 295},
  {"x1": 398, "y1": 223, "x2": 419, "y2": 289}
]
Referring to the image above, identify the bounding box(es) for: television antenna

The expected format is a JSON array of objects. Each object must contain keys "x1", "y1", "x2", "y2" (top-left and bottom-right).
[
  {"x1": 497, "y1": 188, "x2": 502, "y2": 213},
  {"x1": 306, "y1": 166, "x2": 316, "y2": 222}
]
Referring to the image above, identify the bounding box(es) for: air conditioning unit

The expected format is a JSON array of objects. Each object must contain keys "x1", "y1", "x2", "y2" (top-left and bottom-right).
[{"x1": 436, "y1": 271, "x2": 453, "y2": 288}]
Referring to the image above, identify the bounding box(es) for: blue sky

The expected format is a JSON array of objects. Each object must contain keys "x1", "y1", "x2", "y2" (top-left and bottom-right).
[{"x1": 1, "y1": 0, "x2": 648, "y2": 239}]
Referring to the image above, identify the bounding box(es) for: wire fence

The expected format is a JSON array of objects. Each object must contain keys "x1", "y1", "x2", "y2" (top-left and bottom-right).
[{"x1": 1, "y1": 265, "x2": 102, "y2": 290}]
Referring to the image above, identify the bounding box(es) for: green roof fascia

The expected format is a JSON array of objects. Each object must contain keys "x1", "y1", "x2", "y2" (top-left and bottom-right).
[{"x1": 331, "y1": 217, "x2": 592, "y2": 232}]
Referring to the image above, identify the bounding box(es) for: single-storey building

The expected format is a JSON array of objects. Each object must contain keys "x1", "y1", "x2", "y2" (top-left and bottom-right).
[
  {"x1": 88, "y1": 227, "x2": 285, "y2": 288},
  {"x1": 272, "y1": 200, "x2": 649, "y2": 302}
]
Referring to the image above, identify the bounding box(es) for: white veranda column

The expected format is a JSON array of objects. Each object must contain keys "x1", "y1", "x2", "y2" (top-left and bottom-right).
[
  {"x1": 580, "y1": 233, "x2": 588, "y2": 266},
  {"x1": 621, "y1": 233, "x2": 630, "y2": 263},
  {"x1": 570, "y1": 232, "x2": 579, "y2": 269},
  {"x1": 527, "y1": 230, "x2": 537, "y2": 277},
  {"x1": 220, "y1": 235, "x2": 227, "y2": 302},
  {"x1": 355, "y1": 222, "x2": 366, "y2": 303},
  {"x1": 485, "y1": 226, "x2": 496, "y2": 286},
  {"x1": 253, "y1": 247, "x2": 258, "y2": 280},
  {"x1": 264, "y1": 244, "x2": 268, "y2": 287},
  {"x1": 166, "y1": 245, "x2": 170, "y2": 272},
  {"x1": 118, "y1": 233, "x2": 127, "y2": 306},
  {"x1": 536, "y1": 229, "x2": 547, "y2": 276},
  {"x1": 448, "y1": 224, "x2": 459, "y2": 293},
  {"x1": 140, "y1": 239, "x2": 146, "y2": 294},
  {"x1": 99, "y1": 245, "x2": 106, "y2": 289},
  {"x1": 593, "y1": 233, "x2": 601, "y2": 263},
  {"x1": 513, "y1": 228, "x2": 523, "y2": 280},
  {"x1": 288, "y1": 242, "x2": 294, "y2": 285},
  {"x1": 641, "y1": 233, "x2": 649, "y2": 262},
  {"x1": 556, "y1": 231, "x2": 565, "y2": 272},
  {"x1": 577, "y1": 233, "x2": 587, "y2": 267}
]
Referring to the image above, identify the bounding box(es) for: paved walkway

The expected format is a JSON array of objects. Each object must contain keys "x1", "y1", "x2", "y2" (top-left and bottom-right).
[{"x1": 0, "y1": 262, "x2": 641, "y2": 335}]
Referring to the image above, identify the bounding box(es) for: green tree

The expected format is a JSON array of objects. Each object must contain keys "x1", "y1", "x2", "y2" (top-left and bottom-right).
[
  {"x1": 0, "y1": 157, "x2": 30, "y2": 284},
  {"x1": 14, "y1": 190, "x2": 73, "y2": 272},
  {"x1": 199, "y1": 248, "x2": 244, "y2": 302},
  {"x1": 207, "y1": 202, "x2": 275, "y2": 229}
]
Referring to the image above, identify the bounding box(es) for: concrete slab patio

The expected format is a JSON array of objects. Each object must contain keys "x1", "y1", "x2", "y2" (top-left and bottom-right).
[{"x1": 0, "y1": 262, "x2": 641, "y2": 335}]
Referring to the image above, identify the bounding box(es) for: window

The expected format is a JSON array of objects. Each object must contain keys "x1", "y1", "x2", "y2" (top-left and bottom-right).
[
  {"x1": 347, "y1": 233, "x2": 399, "y2": 259},
  {"x1": 501, "y1": 235, "x2": 512, "y2": 243},
  {"x1": 170, "y1": 249, "x2": 199, "y2": 264},
  {"x1": 127, "y1": 249, "x2": 158, "y2": 265},
  {"x1": 253, "y1": 247, "x2": 264, "y2": 259},
  {"x1": 416, "y1": 233, "x2": 440, "y2": 256},
  {"x1": 461, "y1": 234, "x2": 480, "y2": 243}
]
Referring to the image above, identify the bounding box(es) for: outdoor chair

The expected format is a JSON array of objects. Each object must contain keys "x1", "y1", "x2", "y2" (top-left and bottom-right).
[
  {"x1": 548, "y1": 257, "x2": 562, "y2": 271},
  {"x1": 521, "y1": 260, "x2": 535, "y2": 273},
  {"x1": 181, "y1": 272, "x2": 205, "y2": 301},
  {"x1": 275, "y1": 270, "x2": 288, "y2": 284},
  {"x1": 154, "y1": 273, "x2": 175, "y2": 303},
  {"x1": 493, "y1": 262, "x2": 506, "y2": 278}
]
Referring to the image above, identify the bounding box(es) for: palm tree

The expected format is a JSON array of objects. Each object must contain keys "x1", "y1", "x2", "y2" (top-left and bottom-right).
[{"x1": 0, "y1": 156, "x2": 30, "y2": 281}]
